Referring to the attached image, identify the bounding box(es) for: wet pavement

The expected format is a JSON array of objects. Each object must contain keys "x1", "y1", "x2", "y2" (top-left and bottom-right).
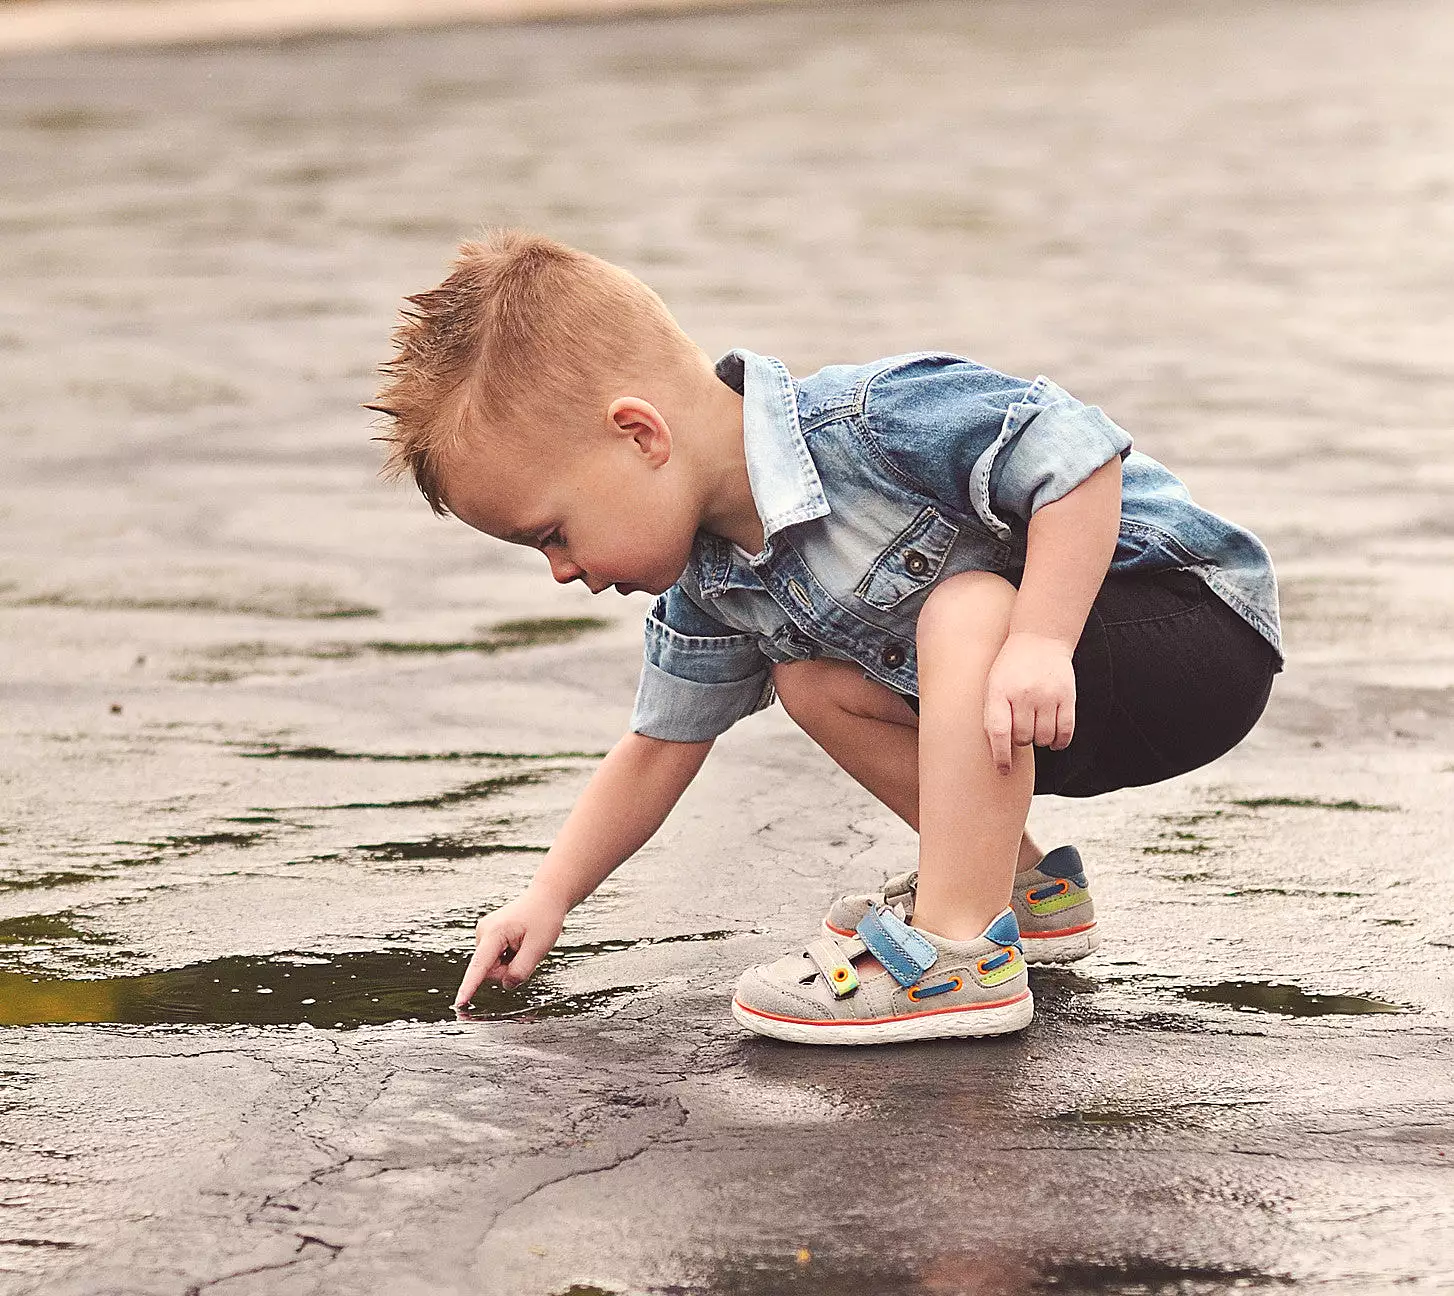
[{"x1": 2, "y1": 0, "x2": 1453, "y2": 1291}]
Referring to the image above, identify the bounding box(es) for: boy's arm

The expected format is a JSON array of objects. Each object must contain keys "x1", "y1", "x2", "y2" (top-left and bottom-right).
[
  {"x1": 453, "y1": 730, "x2": 713, "y2": 1006},
  {"x1": 984, "y1": 456, "x2": 1122, "y2": 773}
]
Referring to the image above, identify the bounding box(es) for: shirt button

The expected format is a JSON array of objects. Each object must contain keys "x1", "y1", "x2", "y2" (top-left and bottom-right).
[
  {"x1": 904, "y1": 549, "x2": 929, "y2": 577},
  {"x1": 880, "y1": 643, "x2": 907, "y2": 669}
]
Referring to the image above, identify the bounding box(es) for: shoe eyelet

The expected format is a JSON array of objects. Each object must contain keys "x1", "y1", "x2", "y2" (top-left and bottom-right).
[
  {"x1": 976, "y1": 949, "x2": 1016, "y2": 977},
  {"x1": 906, "y1": 975, "x2": 962, "y2": 1003},
  {"x1": 1025, "y1": 878, "x2": 1070, "y2": 907}
]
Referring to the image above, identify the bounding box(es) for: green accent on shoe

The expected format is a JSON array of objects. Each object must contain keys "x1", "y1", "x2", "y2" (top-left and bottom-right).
[{"x1": 1026, "y1": 887, "x2": 1088, "y2": 916}]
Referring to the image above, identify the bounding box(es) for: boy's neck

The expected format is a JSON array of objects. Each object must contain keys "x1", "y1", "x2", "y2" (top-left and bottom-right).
[{"x1": 688, "y1": 370, "x2": 765, "y2": 557}]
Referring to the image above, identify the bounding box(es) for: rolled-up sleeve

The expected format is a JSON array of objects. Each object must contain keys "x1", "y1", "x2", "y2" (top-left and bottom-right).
[
  {"x1": 861, "y1": 356, "x2": 1132, "y2": 542},
  {"x1": 628, "y1": 586, "x2": 775, "y2": 742},
  {"x1": 972, "y1": 378, "x2": 1133, "y2": 538}
]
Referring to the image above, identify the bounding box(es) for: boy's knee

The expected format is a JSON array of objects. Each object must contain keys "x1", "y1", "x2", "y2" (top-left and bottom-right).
[{"x1": 917, "y1": 570, "x2": 1016, "y2": 639}]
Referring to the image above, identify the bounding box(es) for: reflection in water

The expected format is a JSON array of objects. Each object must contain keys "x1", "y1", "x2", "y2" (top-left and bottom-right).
[
  {"x1": 0, "y1": 929, "x2": 737, "y2": 1028},
  {"x1": 0, "y1": 944, "x2": 634, "y2": 1029},
  {"x1": 1176, "y1": 981, "x2": 1403, "y2": 1017},
  {"x1": 675, "y1": 1250, "x2": 1292, "y2": 1295}
]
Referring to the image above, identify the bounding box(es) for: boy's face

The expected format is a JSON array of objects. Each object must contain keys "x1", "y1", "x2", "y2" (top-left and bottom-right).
[{"x1": 443, "y1": 399, "x2": 698, "y2": 598}]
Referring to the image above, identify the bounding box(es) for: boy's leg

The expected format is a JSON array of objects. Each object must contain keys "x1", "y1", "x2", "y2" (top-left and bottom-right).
[
  {"x1": 773, "y1": 571, "x2": 1036, "y2": 936},
  {"x1": 912, "y1": 571, "x2": 1033, "y2": 939},
  {"x1": 771, "y1": 661, "x2": 1046, "y2": 872}
]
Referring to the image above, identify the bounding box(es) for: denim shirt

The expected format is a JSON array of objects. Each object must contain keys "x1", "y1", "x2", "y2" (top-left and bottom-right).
[{"x1": 629, "y1": 349, "x2": 1283, "y2": 743}]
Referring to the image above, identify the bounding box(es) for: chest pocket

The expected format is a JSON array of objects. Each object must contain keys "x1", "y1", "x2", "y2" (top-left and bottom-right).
[{"x1": 855, "y1": 506, "x2": 961, "y2": 610}]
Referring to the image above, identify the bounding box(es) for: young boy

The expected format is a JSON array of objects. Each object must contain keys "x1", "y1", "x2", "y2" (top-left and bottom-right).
[{"x1": 369, "y1": 230, "x2": 1282, "y2": 1046}]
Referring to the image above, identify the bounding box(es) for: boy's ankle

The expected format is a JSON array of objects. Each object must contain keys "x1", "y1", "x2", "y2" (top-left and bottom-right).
[{"x1": 909, "y1": 903, "x2": 1004, "y2": 943}]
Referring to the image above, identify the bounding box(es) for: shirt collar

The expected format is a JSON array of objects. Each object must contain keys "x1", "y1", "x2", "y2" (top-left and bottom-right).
[{"x1": 696, "y1": 348, "x2": 830, "y2": 597}]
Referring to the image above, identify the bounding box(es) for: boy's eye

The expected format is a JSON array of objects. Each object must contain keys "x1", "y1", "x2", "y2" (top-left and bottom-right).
[{"x1": 540, "y1": 530, "x2": 564, "y2": 549}]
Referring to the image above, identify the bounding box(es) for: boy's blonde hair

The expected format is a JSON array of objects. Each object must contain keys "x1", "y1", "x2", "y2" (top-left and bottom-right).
[{"x1": 369, "y1": 229, "x2": 702, "y2": 516}]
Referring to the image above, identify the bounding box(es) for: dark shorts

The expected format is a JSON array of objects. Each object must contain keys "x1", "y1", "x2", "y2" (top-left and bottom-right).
[{"x1": 896, "y1": 569, "x2": 1279, "y2": 798}]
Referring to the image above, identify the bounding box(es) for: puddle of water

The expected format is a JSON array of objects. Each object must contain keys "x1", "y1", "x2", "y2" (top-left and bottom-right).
[
  {"x1": 1048, "y1": 1096, "x2": 1260, "y2": 1130},
  {"x1": 269, "y1": 769, "x2": 547, "y2": 812},
  {"x1": 362, "y1": 614, "x2": 608, "y2": 655},
  {"x1": 239, "y1": 744, "x2": 605, "y2": 762},
  {"x1": 655, "y1": 1250, "x2": 1296, "y2": 1295},
  {"x1": 0, "y1": 946, "x2": 631, "y2": 1029},
  {"x1": 1176, "y1": 981, "x2": 1404, "y2": 1017},
  {"x1": 0, "y1": 914, "x2": 100, "y2": 947},
  {"x1": 20, "y1": 107, "x2": 137, "y2": 133},
  {"x1": 15, "y1": 592, "x2": 378, "y2": 619},
  {"x1": 110, "y1": 829, "x2": 271, "y2": 867},
  {"x1": 1229, "y1": 796, "x2": 1396, "y2": 812},
  {"x1": 1037, "y1": 1258, "x2": 1294, "y2": 1292},
  {"x1": 294, "y1": 837, "x2": 547, "y2": 867},
  {"x1": 1049, "y1": 1108, "x2": 1156, "y2": 1128},
  {"x1": 0, "y1": 929, "x2": 737, "y2": 1029},
  {"x1": 183, "y1": 616, "x2": 612, "y2": 680},
  {"x1": 1158, "y1": 810, "x2": 1231, "y2": 826},
  {"x1": 351, "y1": 837, "x2": 546, "y2": 862},
  {"x1": 1223, "y1": 887, "x2": 1366, "y2": 899},
  {"x1": 0, "y1": 872, "x2": 97, "y2": 895},
  {"x1": 0, "y1": 829, "x2": 278, "y2": 895},
  {"x1": 117, "y1": 831, "x2": 268, "y2": 851},
  {"x1": 482, "y1": 616, "x2": 611, "y2": 646}
]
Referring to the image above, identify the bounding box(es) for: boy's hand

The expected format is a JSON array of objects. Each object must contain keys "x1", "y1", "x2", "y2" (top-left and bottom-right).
[
  {"x1": 453, "y1": 886, "x2": 567, "y2": 1008},
  {"x1": 983, "y1": 632, "x2": 1076, "y2": 775}
]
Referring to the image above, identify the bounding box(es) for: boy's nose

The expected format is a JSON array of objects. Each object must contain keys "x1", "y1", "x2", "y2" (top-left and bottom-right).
[{"x1": 547, "y1": 551, "x2": 584, "y2": 585}]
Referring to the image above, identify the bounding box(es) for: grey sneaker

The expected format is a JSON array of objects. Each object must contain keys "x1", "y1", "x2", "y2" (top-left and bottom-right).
[
  {"x1": 822, "y1": 844, "x2": 1099, "y2": 965},
  {"x1": 731, "y1": 904, "x2": 1033, "y2": 1045}
]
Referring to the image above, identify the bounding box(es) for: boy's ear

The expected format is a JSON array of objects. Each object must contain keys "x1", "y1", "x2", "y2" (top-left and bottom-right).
[{"x1": 606, "y1": 397, "x2": 671, "y2": 467}]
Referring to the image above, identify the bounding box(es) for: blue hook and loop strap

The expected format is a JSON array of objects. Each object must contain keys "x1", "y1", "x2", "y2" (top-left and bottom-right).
[{"x1": 855, "y1": 903, "x2": 938, "y2": 988}]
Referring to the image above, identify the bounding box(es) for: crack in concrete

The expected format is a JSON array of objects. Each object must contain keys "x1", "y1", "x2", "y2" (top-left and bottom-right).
[
  {"x1": 184, "y1": 1232, "x2": 343, "y2": 1295},
  {"x1": 476, "y1": 1095, "x2": 689, "y2": 1247}
]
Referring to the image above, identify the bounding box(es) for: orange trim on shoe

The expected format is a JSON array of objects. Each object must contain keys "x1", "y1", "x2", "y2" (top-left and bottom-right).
[
  {"x1": 1022, "y1": 921, "x2": 1096, "y2": 940},
  {"x1": 825, "y1": 921, "x2": 855, "y2": 938},
  {"x1": 731, "y1": 989, "x2": 1030, "y2": 1027}
]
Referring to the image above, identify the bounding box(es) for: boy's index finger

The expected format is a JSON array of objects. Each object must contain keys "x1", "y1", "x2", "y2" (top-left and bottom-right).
[
  {"x1": 984, "y1": 694, "x2": 1014, "y2": 775},
  {"x1": 453, "y1": 931, "x2": 511, "y2": 1008}
]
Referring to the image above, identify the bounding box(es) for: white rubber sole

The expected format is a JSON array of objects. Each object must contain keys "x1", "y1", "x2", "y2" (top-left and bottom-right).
[
  {"x1": 820, "y1": 920, "x2": 1099, "y2": 966},
  {"x1": 1021, "y1": 924, "x2": 1100, "y2": 965},
  {"x1": 731, "y1": 990, "x2": 1034, "y2": 1045}
]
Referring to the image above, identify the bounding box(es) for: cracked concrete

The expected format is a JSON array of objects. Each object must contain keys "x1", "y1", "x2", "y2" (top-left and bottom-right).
[{"x1": 3, "y1": 0, "x2": 1454, "y2": 1291}]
